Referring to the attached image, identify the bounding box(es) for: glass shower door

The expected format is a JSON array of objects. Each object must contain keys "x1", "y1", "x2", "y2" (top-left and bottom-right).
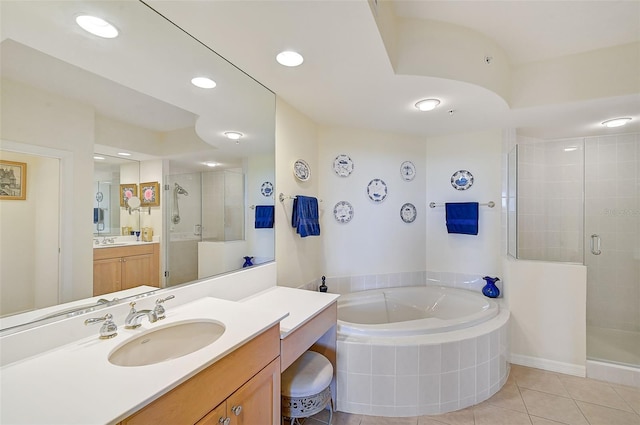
[
  {"x1": 165, "y1": 172, "x2": 202, "y2": 287},
  {"x1": 584, "y1": 135, "x2": 640, "y2": 367}
]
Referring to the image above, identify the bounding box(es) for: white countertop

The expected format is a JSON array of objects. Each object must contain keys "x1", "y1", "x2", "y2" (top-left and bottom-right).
[
  {"x1": 0, "y1": 297, "x2": 287, "y2": 425},
  {"x1": 241, "y1": 287, "x2": 340, "y2": 338}
]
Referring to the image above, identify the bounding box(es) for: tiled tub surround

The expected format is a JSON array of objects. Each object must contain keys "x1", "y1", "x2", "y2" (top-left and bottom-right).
[{"x1": 336, "y1": 290, "x2": 510, "y2": 416}]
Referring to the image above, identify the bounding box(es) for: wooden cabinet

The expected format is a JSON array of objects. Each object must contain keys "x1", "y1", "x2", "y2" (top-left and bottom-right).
[
  {"x1": 93, "y1": 243, "x2": 159, "y2": 296},
  {"x1": 120, "y1": 325, "x2": 281, "y2": 425},
  {"x1": 197, "y1": 358, "x2": 280, "y2": 425}
]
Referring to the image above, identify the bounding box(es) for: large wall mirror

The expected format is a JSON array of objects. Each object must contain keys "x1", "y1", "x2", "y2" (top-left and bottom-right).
[{"x1": 0, "y1": 1, "x2": 275, "y2": 331}]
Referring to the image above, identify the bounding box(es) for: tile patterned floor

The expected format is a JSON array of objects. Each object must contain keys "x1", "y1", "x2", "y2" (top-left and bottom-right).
[{"x1": 303, "y1": 365, "x2": 640, "y2": 425}]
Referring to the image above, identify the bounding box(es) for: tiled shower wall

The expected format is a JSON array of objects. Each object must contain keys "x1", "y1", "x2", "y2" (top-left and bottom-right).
[
  {"x1": 516, "y1": 137, "x2": 584, "y2": 263},
  {"x1": 585, "y1": 133, "x2": 639, "y2": 332}
]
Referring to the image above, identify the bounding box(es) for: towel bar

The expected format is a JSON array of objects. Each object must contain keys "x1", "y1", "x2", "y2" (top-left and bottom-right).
[
  {"x1": 429, "y1": 201, "x2": 495, "y2": 208},
  {"x1": 279, "y1": 193, "x2": 323, "y2": 203}
]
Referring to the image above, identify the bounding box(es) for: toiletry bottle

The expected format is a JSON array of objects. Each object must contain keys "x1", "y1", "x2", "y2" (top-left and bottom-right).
[{"x1": 319, "y1": 275, "x2": 328, "y2": 292}]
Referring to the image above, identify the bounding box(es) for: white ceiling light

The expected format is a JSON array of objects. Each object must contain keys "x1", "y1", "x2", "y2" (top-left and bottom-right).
[
  {"x1": 93, "y1": 155, "x2": 105, "y2": 160},
  {"x1": 602, "y1": 117, "x2": 631, "y2": 128},
  {"x1": 276, "y1": 51, "x2": 304, "y2": 67},
  {"x1": 204, "y1": 162, "x2": 217, "y2": 167},
  {"x1": 563, "y1": 147, "x2": 577, "y2": 152},
  {"x1": 415, "y1": 99, "x2": 441, "y2": 111},
  {"x1": 191, "y1": 77, "x2": 216, "y2": 89},
  {"x1": 75, "y1": 15, "x2": 118, "y2": 39},
  {"x1": 224, "y1": 131, "x2": 243, "y2": 140},
  {"x1": 117, "y1": 152, "x2": 131, "y2": 157}
]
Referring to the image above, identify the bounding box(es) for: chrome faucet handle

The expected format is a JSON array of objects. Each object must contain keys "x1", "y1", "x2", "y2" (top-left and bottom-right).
[
  {"x1": 84, "y1": 313, "x2": 117, "y2": 339},
  {"x1": 153, "y1": 295, "x2": 175, "y2": 320}
]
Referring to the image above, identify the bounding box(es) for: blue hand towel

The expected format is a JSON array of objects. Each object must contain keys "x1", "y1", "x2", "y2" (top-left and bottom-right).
[
  {"x1": 93, "y1": 207, "x2": 104, "y2": 224},
  {"x1": 291, "y1": 195, "x2": 320, "y2": 237},
  {"x1": 255, "y1": 205, "x2": 274, "y2": 228},
  {"x1": 445, "y1": 202, "x2": 479, "y2": 235}
]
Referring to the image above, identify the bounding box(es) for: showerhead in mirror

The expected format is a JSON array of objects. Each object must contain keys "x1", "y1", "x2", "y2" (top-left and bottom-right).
[{"x1": 174, "y1": 182, "x2": 189, "y2": 196}]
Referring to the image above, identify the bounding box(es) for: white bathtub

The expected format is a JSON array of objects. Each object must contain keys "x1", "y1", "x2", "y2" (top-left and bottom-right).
[
  {"x1": 338, "y1": 286, "x2": 498, "y2": 337},
  {"x1": 336, "y1": 285, "x2": 510, "y2": 416}
]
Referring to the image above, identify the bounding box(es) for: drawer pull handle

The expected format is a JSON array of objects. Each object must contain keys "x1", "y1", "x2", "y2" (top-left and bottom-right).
[
  {"x1": 218, "y1": 417, "x2": 230, "y2": 425},
  {"x1": 232, "y1": 405, "x2": 242, "y2": 416}
]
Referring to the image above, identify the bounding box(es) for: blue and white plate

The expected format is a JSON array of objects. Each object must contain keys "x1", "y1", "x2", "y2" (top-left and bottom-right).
[
  {"x1": 333, "y1": 154, "x2": 354, "y2": 177},
  {"x1": 293, "y1": 159, "x2": 310, "y2": 181},
  {"x1": 333, "y1": 201, "x2": 354, "y2": 223},
  {"x1": 451, "y1": 170, "x2": 474, "y2": 190},
  {"x1": 400, "y1": 203, "x2": 417, "y2": 223},
  {"x1": 367, "y1": 178, "x2": 388, "y2": 202},
  {"x1": 400, "y1": 161, "x2": 416, "y2": 181},
  {"x1": 260, "y1": 181, "x2": 273, "y2": 197}
]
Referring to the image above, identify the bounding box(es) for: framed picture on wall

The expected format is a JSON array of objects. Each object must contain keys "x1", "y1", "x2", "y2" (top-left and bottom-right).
[
  {"x1": 120, "y1": 183, "x2": 138, "y2": 207},
  {"x1": 0, "y1": 160, "x2": 27, "y2": 200},
  {"x1": 140, "y1": 181, "x2": 160, "y2": 206}
]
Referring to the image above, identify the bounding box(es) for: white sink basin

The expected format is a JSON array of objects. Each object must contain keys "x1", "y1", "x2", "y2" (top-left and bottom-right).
[{"x1": 108, "y1": 321, "x2": 225, "y2": 367}]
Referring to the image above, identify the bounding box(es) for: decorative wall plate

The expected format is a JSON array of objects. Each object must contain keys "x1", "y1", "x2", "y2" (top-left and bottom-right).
[
  {"x1": 400, "y1": 161, "x2": 416, "y2": 181},
  {"x1": 367, "y1": 178, "x2": 388, "y2": 202},
  {"x1": 95, "y1": 191, "x2": 104, "y2": 202},
  {"x1": 333, "y1": 201, "x2": 354, "y2": 223},
  {"x1": 333, "y1": 154, "x2": 354, "y2": 177},
  {"x1": 293, "y1": 159, "x2": 310, "y2": 181},
  {"x1": 400, "y1": 203, "x2": 417, "y2": 223},
  {"x1": 451, "y1": 169, "x2": 474, "y2": 190},
  {"x1": 260, "y1": 181, "x2": 273, "y2": 197}
]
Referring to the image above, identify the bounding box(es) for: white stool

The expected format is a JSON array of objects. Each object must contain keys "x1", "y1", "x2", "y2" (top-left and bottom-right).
[{"x1": 281, "y1": 350, "x2": 333, "y2": 425}]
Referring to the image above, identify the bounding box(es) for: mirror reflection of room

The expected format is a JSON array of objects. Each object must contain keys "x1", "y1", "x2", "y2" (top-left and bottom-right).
[{"x1": 0, "y1": 0, "x2": 275, "y2": 330}]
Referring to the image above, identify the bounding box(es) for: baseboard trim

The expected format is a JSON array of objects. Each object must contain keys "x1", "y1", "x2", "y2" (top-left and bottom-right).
[{"x1": 510, "y1": 353, "x2": 586, "y2": 377}]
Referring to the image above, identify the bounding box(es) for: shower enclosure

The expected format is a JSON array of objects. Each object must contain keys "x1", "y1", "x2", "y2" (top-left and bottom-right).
[
  {"x1": 165, "y1": 170, "x2": 245, "y2": 287},
  {"x1": 513, "y1": 133, "x2": 639, "y2": 370}
]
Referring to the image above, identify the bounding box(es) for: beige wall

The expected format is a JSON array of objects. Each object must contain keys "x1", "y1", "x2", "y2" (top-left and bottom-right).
[
  {"x1": 1, "y1": 78, "x2": 94, "y2": 303},
  {"x1": 505, "y1": 257, "x2": 587, "y2": 375},
  {"x1": 425, "y1": 129, "x2": 503, "y2": 276},
  {"x1": 275, "y1": 98, "x2": 322, "y2": 287}
]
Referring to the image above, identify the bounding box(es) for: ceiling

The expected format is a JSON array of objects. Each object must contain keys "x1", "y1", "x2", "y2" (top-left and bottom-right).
[{"x1": 149, "y1": 0, "x2": 640, "y2": 141}]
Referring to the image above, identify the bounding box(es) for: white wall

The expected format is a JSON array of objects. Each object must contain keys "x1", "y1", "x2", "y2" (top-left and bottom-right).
[
  {"x1": 246, "y1": 153, "x2": 275, "y2": 263},
  {"x1": 318, "y1": 126, "x2": 426, "y2": 277},
  {"x1": 505, "y1": 257, "x2": 587, "y2": 375},
  {"x1": 425, "y1": 130, "x2": 503, "y2": 276}
]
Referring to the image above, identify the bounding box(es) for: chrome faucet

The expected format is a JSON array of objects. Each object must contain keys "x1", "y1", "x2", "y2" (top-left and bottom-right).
[
  {"x1": 124, "y1": 301, "x2": 158, "y2": 329},
  {"x1": 85, "y1": 313, "x2": 118, "y2": 339},
  {"x1": 153, "y1": 295, "x2": 175, "y2": 320}
]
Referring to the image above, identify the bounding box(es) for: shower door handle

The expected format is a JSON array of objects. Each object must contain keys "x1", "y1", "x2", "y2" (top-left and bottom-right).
[{"x1": 590, "y1": 234, "x2": 601, "y2": 255}]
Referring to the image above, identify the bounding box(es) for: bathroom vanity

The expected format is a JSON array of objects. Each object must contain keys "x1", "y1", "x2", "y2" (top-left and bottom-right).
[
  {"x1": 0, "y1": 275, "x2": 339, "y2": 425},
  {"x1": 93, "y1": 243, "x2": 160, "y2": 296}
]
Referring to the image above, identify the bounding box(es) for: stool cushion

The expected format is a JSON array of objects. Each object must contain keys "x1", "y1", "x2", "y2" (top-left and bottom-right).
[{"x1": 281, "y1": 351, "x2": 333, "y2": 398}]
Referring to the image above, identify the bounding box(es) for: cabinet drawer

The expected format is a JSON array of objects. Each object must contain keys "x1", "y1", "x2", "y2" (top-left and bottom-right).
[{"x1": 93, "y1": 243, "x2": 157, "y2": 261}]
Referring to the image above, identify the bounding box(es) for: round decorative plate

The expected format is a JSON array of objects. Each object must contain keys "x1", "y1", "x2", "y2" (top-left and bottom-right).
[
  {"x1": 333, "y1": 154, "x2": 354, "y2": 177},
  {"x1": 293, "y1": 159, "x2": 311, "y2": 181},
  {"x1": 367, "y1": 178, "x2": 388, "y2": 202},
  {"x1": 400, "y1": 203, "x2": 417, "y2": 223},
  {"x1": 400, "y1": 161, "x2": 416, "y2": 181},
  {"x1": 333, "y1": 201, "x2": 354, "y2": 223},
  {"x1": 260, "y1": 181, "x2": 273, "y2": 197},
  {"x1": 95, "y1": 191, "x2": 104, "y2": 202},
  {"x1": 451, "y1": 169, "x2": 474, "y2": 190}
]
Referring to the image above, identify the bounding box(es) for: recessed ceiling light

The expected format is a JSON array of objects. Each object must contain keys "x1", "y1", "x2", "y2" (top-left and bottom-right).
[
  {"x1": 93, "y1": 155, "x2": 105, "y2": 160},
  {"x1": 563, "y1": 147, "x2": 578, "y2": 152},
  {"x1": 276, "y1": 51, "x2": 304, "y2": 67},
  {"x1": 602, "y1": 117, "x2": 631, "y2": 128},
  {"x1": 117, "y1": 152, "x2": 131, "y2": 157},
  {"x1": 76, "y1": 15, "x2": 118, "y2": 39},
  {"x1": 191, "y1": 77, "x2": 216, "y2": 89},
  {"x1": 224, "y1": 131, "x2": 243, "y2": 140},
  {"x1": 204, "y1": 162, "x2": 217, "y2": 167},
  {"x1": 415, "y1": 99, "x2": 441, "y2": 111}
]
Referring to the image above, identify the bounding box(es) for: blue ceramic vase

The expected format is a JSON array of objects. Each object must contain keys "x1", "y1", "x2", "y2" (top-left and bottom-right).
[
  {"x1": 242, "y1": 256, "x2": 254, "y2": 268},
  {"x1": 482, "y1": 276, "x2": 500, "y2": 298}
]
